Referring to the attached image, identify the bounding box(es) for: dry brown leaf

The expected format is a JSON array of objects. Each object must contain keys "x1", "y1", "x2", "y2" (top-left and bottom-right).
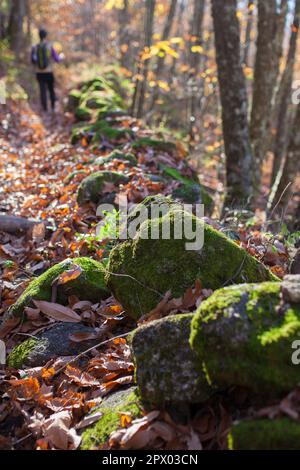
[
  {"x1": 33, "y1": 300, "x2": 81, "y2": 323},
  {"x1": 56, "y1": 265, "x2": 83, "y2": 286},
  {"x1": 43, "y1": 410, "x2": 81, "y2": 450}
]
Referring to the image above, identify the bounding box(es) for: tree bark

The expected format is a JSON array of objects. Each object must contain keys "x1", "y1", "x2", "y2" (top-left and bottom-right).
[
  {"x1": 188, "y1": 0, "x2": 205, "y2": 137},
  {"x1": 118, "y1": 0, "x2": 130, "y2": 68},
  {"x1": 270, "y1": 104, "x2": 300, "y2": 215},
  {"x1": 243, "y1": 0, "x2": 255, "y2": 66},
  {"x1": 270, "y1": 0, "x2": 300, "y2": 186},
  {"x1": 7, "y1": 0, "x2": 26, "y2": 54},
  {"x1": 0, "y1": 215, "x2": 40, "y2": 235},
  {"x1": 149, "y1": 0, "x2": 178, "y2": 111},
  {"x1": 136, "y1": 0, "x2": 156, "y2": 118},
  {"x1": 250, "y1": 0, "x2": 288, "y2": 193},
  {"x1": 211, "y1": 0, "x2": 253, "y2": 208}
]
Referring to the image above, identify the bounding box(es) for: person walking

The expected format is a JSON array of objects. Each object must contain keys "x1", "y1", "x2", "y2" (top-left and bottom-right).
[{"x1": 31, "y1": 29, "x2": 63, "y2": 112}]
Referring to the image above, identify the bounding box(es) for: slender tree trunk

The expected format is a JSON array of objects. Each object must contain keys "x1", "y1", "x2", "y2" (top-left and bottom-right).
[
  {"x1": 250, "y1": 0, "x2": 288, "y2": 194},
  {"x1": 270, "y1": 0, "x2": 300, "y2": 186},
  {"x1": 188, "y1": 0, "x2": 205, "y2": 137},
  {"x1": 149, "y1": 0, "x2": 178, "y2": 111},
  {"x1": 243, "y1": 0, "x2": 255, "y2": 66},
  {"x1": 135, "y1": 0, "x2": 156, "y2": 118},
  {"x1": 7, "y1": 0, "x2": 26, "y2": 55},
  {"x1": 270, "y1": 104, "x2": 300, "y2": 214},
  {"x1": 118, "y1": 0, "x2": 130, "y2": 68},
  {"x1": 211, "y1": 0, "x2": 253, "y2": 208}
]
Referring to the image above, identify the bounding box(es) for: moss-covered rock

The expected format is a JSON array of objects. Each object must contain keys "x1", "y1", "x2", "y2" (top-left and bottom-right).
[
  {"x1": 67, "y1": 89, "x2": 82, "y2": 112},
  {"x1": 71, "y1": 120, "x2": 133, "y2": 145},
  {"x1": 7, "y1": 257, "x2": 109, "y2": 320},
  {"x1": 106, "y1": 206, "x2": 277, "y2": 320},
  {"x1": 132, "y1": 137, "x2": 177, "y2": 154},
  {"x1": 77, "y1": 171, "x2": 129, "y2": 205},
  {"x1": 80, "y1": 388, "x2": 142, "y2": 449},
  {"x1": 228, "y1": 418, "x2": 300, "y2": 450},
  {"x1": 95, "y1": 150, "x2": 137, "y2": 168},
  {"x1": 8, "y1": 322, "x2": 102, "y2": 368},
  {"x1": 129, "y1": 314, "x2": 212, "y2": 405},
  {"x1": 75, "y1": 106, "x2": 92, "y2": 122},
  {"x1": 190, "y1": 282, "x2": 300, "y2": 400}
]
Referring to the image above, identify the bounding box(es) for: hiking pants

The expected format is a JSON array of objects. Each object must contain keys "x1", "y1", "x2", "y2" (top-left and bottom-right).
[{"x1": 36, "y1": 72, "x2": 56, "y2": 111}]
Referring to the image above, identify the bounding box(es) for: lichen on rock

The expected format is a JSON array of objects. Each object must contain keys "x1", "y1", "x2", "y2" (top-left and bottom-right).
[
  {"x1": 190, "y1": 281, "x2": 300, "y2": 400},
  {"x1": 129, "y1": 314, "x2": 212, "y2": 405}
]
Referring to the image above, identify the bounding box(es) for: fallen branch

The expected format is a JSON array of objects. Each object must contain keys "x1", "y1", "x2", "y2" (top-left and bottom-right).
[{"x1": 0, "y1": 214, "x2": 40, "y2": 235}]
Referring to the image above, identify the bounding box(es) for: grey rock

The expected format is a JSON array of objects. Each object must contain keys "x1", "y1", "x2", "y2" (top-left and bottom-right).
[
  {"x1": 129, "y1": 314, "x2": 212, "y2": 405},
  {"x1": 8, "y1": 322, "x2": 102, "y2": 368}
]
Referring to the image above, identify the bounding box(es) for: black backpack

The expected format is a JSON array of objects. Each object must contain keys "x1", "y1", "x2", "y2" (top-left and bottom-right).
[{"x1": 36, "y1": 43, "x2": 50, "y2": 70}]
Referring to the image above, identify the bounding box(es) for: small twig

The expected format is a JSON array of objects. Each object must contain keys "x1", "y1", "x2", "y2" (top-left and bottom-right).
[
  {"x1": 104, "y1": 268, "x2": 164, "y2": 298},
  {"x1": 12, "y1": 432, "x2": 32, "y2": 447},
  {"x1": 53, "y1": 331, "x2": 131, "y2": 376},
  {"x1": 222, "y1": 254, "x2": 248, "y2": 287}
]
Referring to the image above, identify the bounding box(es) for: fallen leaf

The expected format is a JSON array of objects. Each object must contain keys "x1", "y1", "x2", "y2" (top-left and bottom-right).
[{"x1": 33, "y1": 300, "x2": 82, "y2": 323}]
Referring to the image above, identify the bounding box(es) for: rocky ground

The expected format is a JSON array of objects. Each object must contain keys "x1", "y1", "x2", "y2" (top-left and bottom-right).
[{"x1": 0, "y1": 73, "x2": 300, "y2": 450}]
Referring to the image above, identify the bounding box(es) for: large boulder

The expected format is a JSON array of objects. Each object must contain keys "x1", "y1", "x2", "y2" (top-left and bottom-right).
[
  {"x1": 228, "y1": 418, "x2": 300, "y2": 450},
  {"x1": 8, "y1": 322, "x2": 102, "y2": 369},
  {"x1": 190, "y1": 281, "x2": 300, "y2": 400},
  {"x1": 80, "y1": 387, "x2": 142, "y2": 449},
  {"x1": 6, "y1": 257, "x2": 109, "y2": 320},
  {"x1": 106, "y1": 203, "x2": 277, "y2": 320},
  {"x1": 129, "y1": 314, "x2": 212, "y2": 405},
  {"x1": 77, "y1": 171, "x2": 129, "y2": 205}
]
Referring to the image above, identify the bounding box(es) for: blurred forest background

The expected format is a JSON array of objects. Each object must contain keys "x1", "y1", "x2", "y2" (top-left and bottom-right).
[{"x1": 0, "y1": 0, "x2": 300, "y2": 221}]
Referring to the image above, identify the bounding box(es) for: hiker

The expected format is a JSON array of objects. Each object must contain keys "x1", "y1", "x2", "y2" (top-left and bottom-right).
[{"x1": 31, "y1": 29, "x2": 63, "y2": 112}]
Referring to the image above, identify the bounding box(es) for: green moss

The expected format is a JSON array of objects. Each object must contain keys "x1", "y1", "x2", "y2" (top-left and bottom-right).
[
  {"x1": 106, "y1": 208, "x2": 277, "y2": 320},
  {"x1": 190, "y1": 282, "x2": 300, "y2": 399},
  {"x1": 229, "y1": 418, "x2": 300, "y2": 450},
  {"x1": 77, "y1": 171, "x2": 129, "y2": 205},
  {"x1": 67, "y1": 90, "x2": 82, "y2": 111},
  {"x1": 7, "y1": 257, "x2": 109, "y2": 319},
  {"x1": 75, "y1": 106, "x2": 92, "y2": 122},
  {"x1": 161, "y1": 165, "x2": 198, "y2": 185},
  {"x1": 80, "y1": 389, "x2": 142, "y2": 449},
  {"x1": 131, "y1": 138, "x2": 177, "y2": 153},
  {"x1": 7, "y1": 338, "x2": 39, "y2": 369},
  {"x1": 95, "y1": 150, "x2": 137, "y2": 167}
]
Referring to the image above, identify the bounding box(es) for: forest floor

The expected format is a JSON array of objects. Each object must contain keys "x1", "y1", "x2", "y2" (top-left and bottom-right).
[{"x1": 0, "y1": 80, "x2": 298, "y2": 450}]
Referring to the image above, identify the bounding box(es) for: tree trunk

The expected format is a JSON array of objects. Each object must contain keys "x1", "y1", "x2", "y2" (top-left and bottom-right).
[
  {"x1": 188, "y1": 0, "x2": 205, "y2": 137},
  {"x1": 149, "y1": 0, "x2": 178, "y2": 111},
  {"x1": 243, "y1": 0, "x2": 255, "y2": 66},
  {"x1": 270, "y1": 0, "x2": 300, "y2": 186},
  {"x1": 135, "y1": 0, "x2": 156, "y2": 119},
  {"x1": 211, "y1": 0, "x2": 254, "y2": 208},
  {"x1": 7, "y1": 0, "x2": 26, "y2": 55},
  {"x1": 118, "y1": 0, "x2": 130, "y2": 68},
  {"x1": 269, "y1": 104, "x2": 300, "y2": 215},
  {"x1": 250, "y1": 0, "x2": 288, "y2": 194}
]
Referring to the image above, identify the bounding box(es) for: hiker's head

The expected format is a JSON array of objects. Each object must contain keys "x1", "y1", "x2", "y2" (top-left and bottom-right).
[{"x1": 39, "y1": 29, "x2": 48, "y2": 41}]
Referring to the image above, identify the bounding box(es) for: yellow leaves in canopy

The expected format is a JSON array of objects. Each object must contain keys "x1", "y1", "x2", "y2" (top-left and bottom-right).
[
  {"x1": 157, "y1": 80, "x2": 170, "y2": 92},
  {"x1": 141, "y1": 41, "x2": 179, "y2": 61},
  {"x1": 105, "y1": 0, "x2": 126, "y2": 10},
  {"x1": 191, "y1": 45, "x2": 204, "y2": 54}
]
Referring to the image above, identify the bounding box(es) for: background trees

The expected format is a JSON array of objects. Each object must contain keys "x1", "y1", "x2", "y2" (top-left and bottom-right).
[{"x1": 1, "y1": 0, "x2": 299, "y2": 221}]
